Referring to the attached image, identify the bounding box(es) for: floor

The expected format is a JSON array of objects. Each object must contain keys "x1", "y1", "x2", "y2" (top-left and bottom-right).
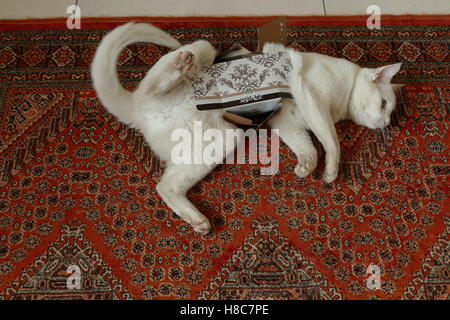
[{"x1": 1, "y1": 0, "x2": 449, "y2": 19}]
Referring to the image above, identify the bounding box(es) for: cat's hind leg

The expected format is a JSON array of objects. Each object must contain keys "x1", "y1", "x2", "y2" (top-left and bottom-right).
[
  {"x1": 156, "y1": 163, "x2": 216, "y2": 234},
  {"x1": 143, "y1": 42, "x2": 215, "y2": 96},
  {"x1": 142, "y1": 50, "x2": 194, "y2": 95},
  {"x1": 268, "y1": 100, "x2": 317, "y2": 178},
  {"x1": 174, "y1": 51, "x2": 194, "y2": 71}
]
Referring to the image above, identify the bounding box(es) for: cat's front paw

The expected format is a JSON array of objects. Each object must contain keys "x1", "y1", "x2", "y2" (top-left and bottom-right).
[
  {"x1": 174, "y1": 51, "x2": 194, "y2": 72},
  {"x1": 295, "y1": 155, "x2": 317, "y2": 178},
  {"x1": 323, "y1": 168, "x2": 338, "y2": 183}
]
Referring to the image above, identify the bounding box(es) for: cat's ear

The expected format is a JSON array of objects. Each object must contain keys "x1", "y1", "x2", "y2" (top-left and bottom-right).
[{"x1": 373, "y1": 63, "x2": 402, "y2": 84}]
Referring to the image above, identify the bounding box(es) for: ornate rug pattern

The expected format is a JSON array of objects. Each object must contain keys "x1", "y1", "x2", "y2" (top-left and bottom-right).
[{"x1": 0, "y1": 16, "x2": 449, "y2": 300}]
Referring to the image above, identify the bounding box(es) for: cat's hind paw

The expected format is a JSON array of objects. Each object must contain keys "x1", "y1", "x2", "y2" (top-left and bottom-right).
[
  {"x1": 174, "y1": 51, "x2": 194, "y2": 72},
  {"x1": 193, "y1": 219, "x2": 211, "y2": 235},
  {"x1": 295, "y1": 155, "x2": 317, "y2": 178}
]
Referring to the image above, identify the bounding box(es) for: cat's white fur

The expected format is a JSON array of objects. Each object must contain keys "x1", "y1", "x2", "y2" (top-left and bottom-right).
[
  {"x1": 92, "y1": 23, "x2": 238, "y2": 234},
  {"x1": 92, "y1": 23, "x2": 402, "y2": 234},
  {"x1": 264, "y1": 42, "x2": 402, "y2": 182}
]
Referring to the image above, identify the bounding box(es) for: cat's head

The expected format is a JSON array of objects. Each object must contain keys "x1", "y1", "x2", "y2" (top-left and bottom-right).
[{"x1": 351, "y1": 63, "x2": 403, "y2": 129}]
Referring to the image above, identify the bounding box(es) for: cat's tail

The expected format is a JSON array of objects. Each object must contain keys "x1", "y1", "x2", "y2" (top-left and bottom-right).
[{"x1": 91, "y1": 22, "x2": 181, "y2": 124}]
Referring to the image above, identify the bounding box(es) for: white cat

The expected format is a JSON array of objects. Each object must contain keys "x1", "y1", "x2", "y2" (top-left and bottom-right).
[
  {"x1": 92, "y1": 23, "x2": 236, "y2": 234},
  {"x1": 264, "y1": 43, "x2": 402, "y2": 183},
  {"x1": 92, "y1": 23, "x2": 402, "y2": 234}
]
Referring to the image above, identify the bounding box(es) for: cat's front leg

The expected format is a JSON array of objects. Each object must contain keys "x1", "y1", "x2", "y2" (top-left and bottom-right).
[
  {"x1": 305, "y1": 112, "x2": 340, "y2": 183},
  {"x1": 287, "y1": 58, "x2": 342, "y2": 182},
  {"x1": 287, "y1": 56, "x2": 345, "y2": 183},
  {"x1": 296, "y1": 152, "x2": 318, "y2": 178},
  {"x1": 268, "y1": 100, "x2": 318, "y2": 178},
  {"x1": 322, "y1": 142, "x2": 340, "y2": 183},
  {"x1": 309, "y1": 116, "x2": 340, "y2": 183},
  {"x1": 298, "y1": 97, "x2": 341, "y2": 182}
]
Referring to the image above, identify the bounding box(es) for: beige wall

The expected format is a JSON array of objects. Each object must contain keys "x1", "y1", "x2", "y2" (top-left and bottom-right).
[{"x1": 1, "y1": 0, "x2": 449, "y2": 19}]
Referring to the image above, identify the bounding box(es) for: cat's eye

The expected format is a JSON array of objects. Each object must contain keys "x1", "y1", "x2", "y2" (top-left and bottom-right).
[{"x1": 381, "y1": 100, "x2": 387, "y2": 110}]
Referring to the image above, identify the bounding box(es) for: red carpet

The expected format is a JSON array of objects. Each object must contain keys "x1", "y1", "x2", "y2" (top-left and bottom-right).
[{"x1": 0, "y1": 16, "x2": 448, "y2": 300}]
